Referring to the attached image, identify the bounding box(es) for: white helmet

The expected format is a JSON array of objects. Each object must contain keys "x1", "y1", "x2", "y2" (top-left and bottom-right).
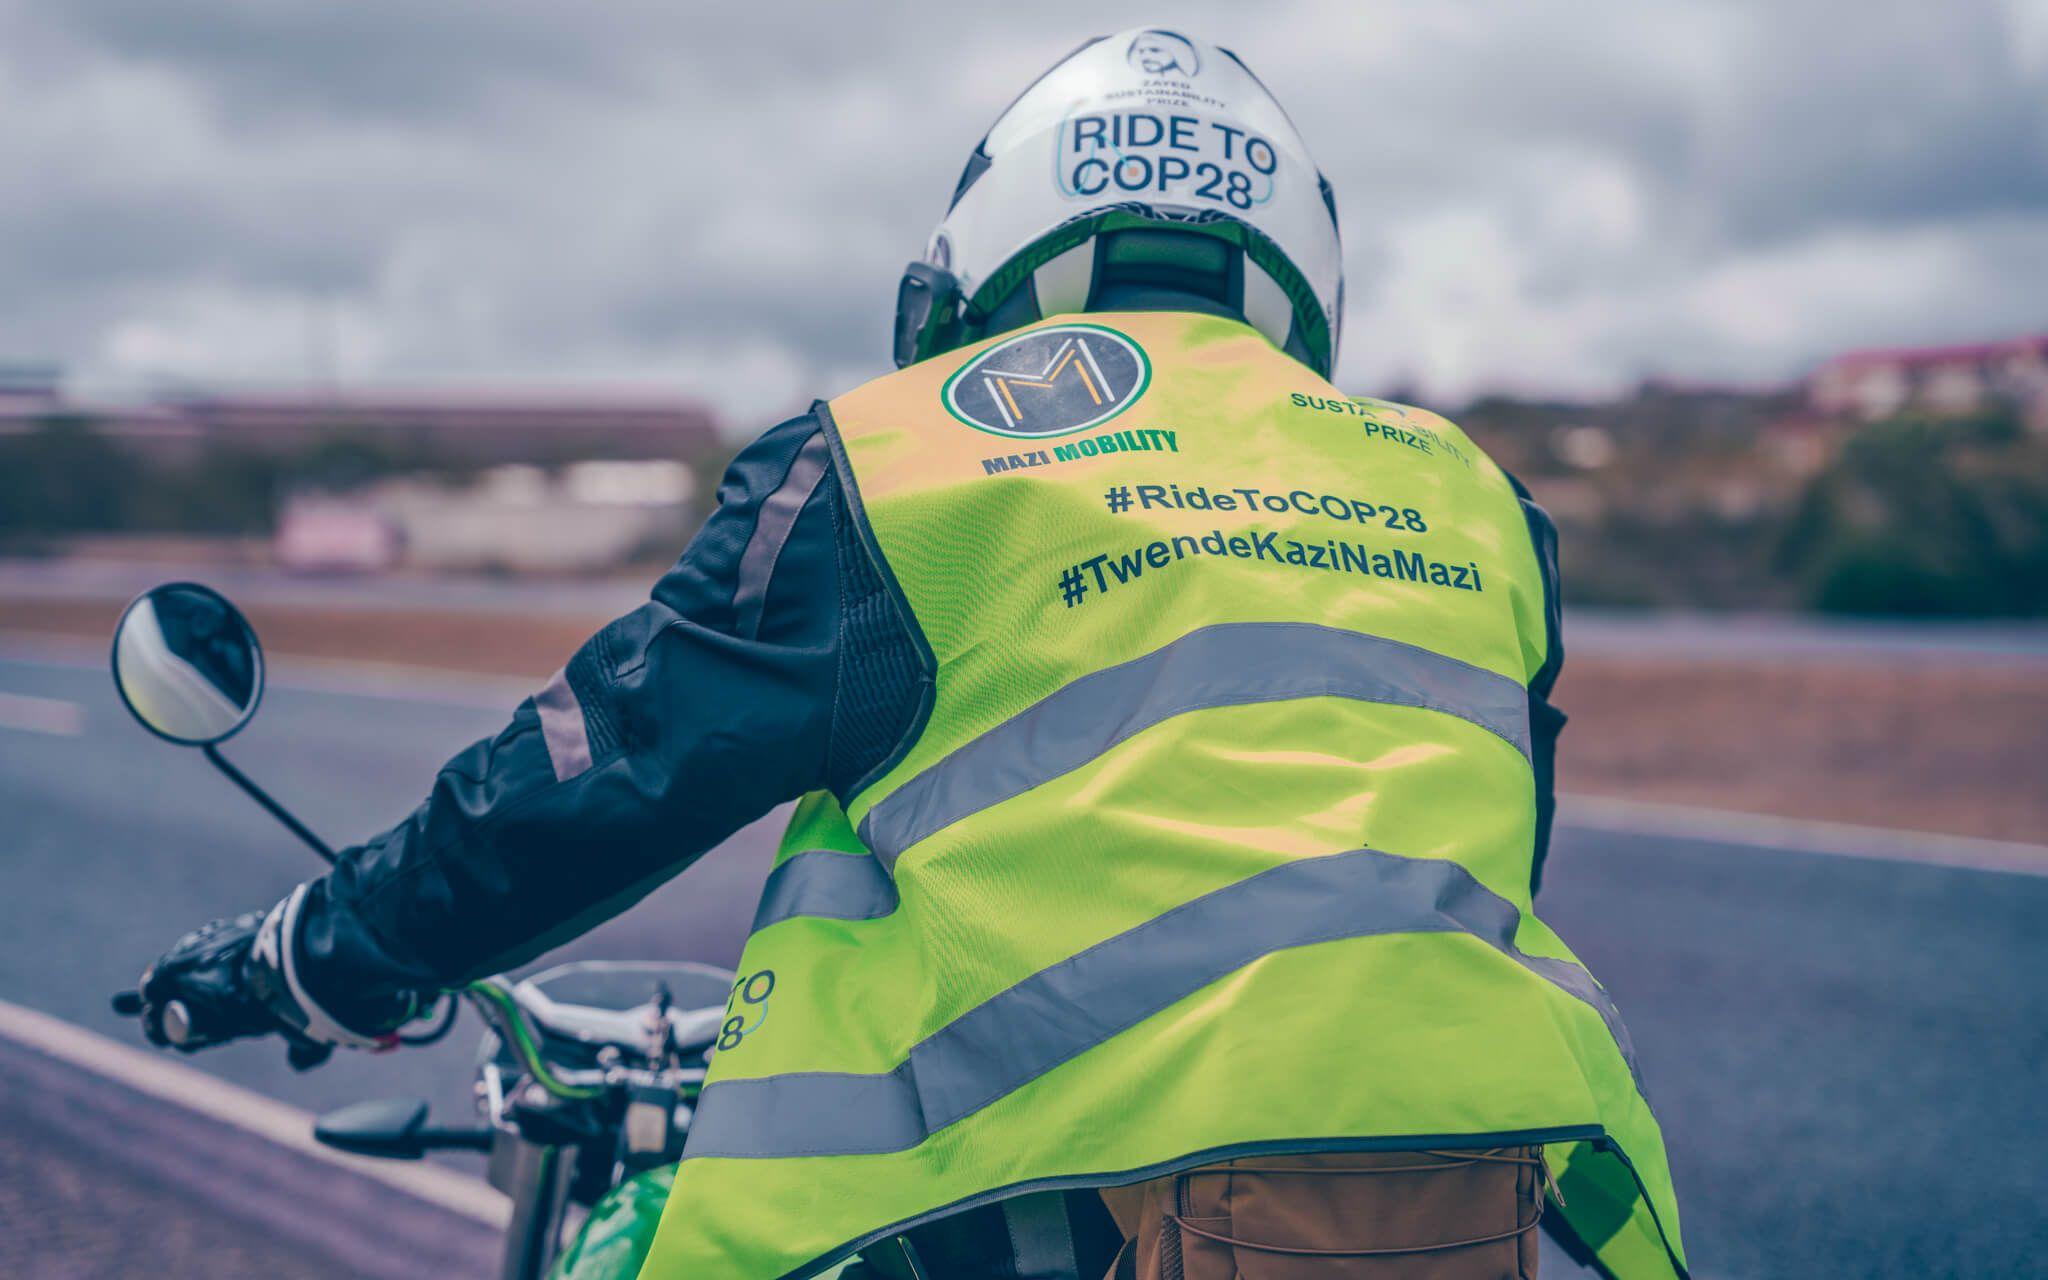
[{"x1": 894, "y1": 28, "x2": 1344, "y2": 377}]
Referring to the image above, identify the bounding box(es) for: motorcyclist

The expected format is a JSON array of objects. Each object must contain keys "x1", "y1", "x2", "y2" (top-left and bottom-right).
[{"x1": 125, "y1": 28, "x2": 1685, "y2": 1280}]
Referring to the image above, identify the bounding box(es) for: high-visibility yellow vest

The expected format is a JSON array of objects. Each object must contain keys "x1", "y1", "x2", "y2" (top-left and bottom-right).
[{"x1": 641, "y1": 311, "x2": 1687, "y2": 1279}]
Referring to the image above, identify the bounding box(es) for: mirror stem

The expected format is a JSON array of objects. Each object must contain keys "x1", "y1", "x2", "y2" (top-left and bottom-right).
[{"x1": 203, "y1": 744, "x2": 337, "y2": 864}]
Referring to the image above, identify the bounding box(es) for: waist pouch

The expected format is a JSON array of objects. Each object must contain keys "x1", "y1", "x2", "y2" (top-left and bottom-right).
[{"x1": 1100, "y1": 1148, "x2": 1546, "y2": 1280}]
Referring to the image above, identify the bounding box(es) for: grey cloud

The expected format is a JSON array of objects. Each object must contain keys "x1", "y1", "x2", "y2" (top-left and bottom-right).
[
  {"x1": 36, "y1": 1, "x2": 630, "y2": 122},
  {"x1": 1679, "y1": 6, "x2": 2048, "y2": 244},
  {"x1": 2, "y1": 0, "x2": 2044, "y2": 421}
]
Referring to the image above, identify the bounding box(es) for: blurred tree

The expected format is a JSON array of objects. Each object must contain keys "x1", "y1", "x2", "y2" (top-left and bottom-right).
[
  {"x1": 0, "y1": 419, "x2": 469, "y2": 544},
  {"x1": 0, "y1": 415, "x2": 142, "y2": 537},
  {"x1": 1777, "y1": 411, "x2": 2048, "y2": 616},
  {"x1": 285, "y1": 430, "x2": 459, "y2": 493}
]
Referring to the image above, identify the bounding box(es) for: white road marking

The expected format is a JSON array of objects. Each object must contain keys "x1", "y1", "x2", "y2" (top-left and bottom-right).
[
  {"x1": 0, "y1": 689, "x2": 84, "y2": 735},
  {"x1": 1560, "y1": 793, "x2": 2048, "y2": 877},
  {"x1": 0, "y1": 998, "x2": 509, "y2": 1227}
]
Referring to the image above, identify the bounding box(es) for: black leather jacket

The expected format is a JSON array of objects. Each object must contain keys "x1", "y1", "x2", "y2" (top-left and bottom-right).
[{"x1": 290, "y1": 354, "x2": 1567, "y2": 1030}]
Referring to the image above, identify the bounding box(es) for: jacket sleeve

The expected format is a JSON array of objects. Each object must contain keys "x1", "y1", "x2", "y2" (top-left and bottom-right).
[
  {"x1": 290, "y1": 410, "x2": 919, "y2": 1023},
  {"x1": 1507, "y1": 472, "x2": 1568, "y2": 897}
]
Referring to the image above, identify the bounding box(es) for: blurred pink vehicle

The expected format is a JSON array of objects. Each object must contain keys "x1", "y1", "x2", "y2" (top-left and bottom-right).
[{"x1": 272, "y1": 500, "x2": 402, "y2": 574}]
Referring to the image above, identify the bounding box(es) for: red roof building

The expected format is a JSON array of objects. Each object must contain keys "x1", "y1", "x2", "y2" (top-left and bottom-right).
[{"x1": 1808, "y1": 334, "x2": 2048, "y2": 429}]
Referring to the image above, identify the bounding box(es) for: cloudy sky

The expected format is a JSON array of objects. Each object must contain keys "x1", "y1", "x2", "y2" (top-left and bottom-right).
[{"x1": 4, "y1": 1, "x2": 2045, "y2": 427}]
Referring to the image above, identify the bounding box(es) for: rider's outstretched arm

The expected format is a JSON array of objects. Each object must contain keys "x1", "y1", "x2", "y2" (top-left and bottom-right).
[{"x1": 281, "y1": 408, "x2": 927, "y2": 1034}]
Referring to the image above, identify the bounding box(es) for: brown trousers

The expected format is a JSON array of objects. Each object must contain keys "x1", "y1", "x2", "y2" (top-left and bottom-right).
[{"x1": 1097, "y1": 1149, "x2": 1546, "y2": 1280}]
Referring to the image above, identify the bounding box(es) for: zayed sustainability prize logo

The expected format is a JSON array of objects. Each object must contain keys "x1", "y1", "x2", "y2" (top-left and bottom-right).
[{"x1": 941, "y1": 324, "x2": 1151, "y2": 439}]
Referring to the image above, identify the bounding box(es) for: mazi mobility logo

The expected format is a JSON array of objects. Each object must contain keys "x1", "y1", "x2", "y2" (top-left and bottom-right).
[{"x1": 942, "y1": 324, "x2": 1151, "y2": 439}]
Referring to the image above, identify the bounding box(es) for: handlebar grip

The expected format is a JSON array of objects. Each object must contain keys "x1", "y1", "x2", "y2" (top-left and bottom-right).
[
  {"x1": 109, "y1": 990, "x2": 221, "y2": 1049},
  {"x1": 161, "y1": 999, "x2": 200, "y2": 1047},
  {"x1": 156, "y1": 998, "x2": 238, "y2": 1052}
]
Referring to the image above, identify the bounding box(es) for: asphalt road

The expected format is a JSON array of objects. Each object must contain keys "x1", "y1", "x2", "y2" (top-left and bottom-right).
[
  {"x1": 1, "y1": 646, "x2": 2043, "y2": 1279},
  {"x1": 0, "y1": 1030, "x2": 500, "y2": 1280}
]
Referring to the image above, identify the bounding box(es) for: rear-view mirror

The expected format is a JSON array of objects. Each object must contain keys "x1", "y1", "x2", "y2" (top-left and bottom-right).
[{"x1": 110, "y1": 583, "x2": 265, "y2": 747}]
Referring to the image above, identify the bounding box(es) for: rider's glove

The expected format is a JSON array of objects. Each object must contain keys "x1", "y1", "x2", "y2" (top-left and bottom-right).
[{"x1": 119, "y1": 886, "x2": 419, "y2": 1068}]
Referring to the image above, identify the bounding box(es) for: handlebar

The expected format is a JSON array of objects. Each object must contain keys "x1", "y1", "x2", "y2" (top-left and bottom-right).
[
  {"x1": 462, "y1": 977, "x2": 708, "y2": 1101},
  {"x1": 462, "y1": 978, "x2": 606, "y2": 1101},
  {"x1": 110, "y1": 972, "x2": 706, "y2": 1097}
]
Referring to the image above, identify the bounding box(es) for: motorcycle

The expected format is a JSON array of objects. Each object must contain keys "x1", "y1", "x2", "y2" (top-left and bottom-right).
[{"x1": 103, "y1": 582, "x2": 898, "y2": 1280}]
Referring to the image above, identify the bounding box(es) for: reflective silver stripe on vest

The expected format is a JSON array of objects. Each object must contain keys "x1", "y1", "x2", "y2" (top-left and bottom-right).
[
  {"x1": 857, "y1": 623, "x2": 1530, "y2": 865},
  {"x1": 682, "y1": 847, "x2": 1641, "y2": 1160},
  {"x1": 533, "y1": 667, "x2": 593, "y2": 783},
  {"x1": 751, "y1": 849, "x2": 900, "y2": 933},
  {"x1": 733, "y1": 431, "x2": 831, "y2": 639}
]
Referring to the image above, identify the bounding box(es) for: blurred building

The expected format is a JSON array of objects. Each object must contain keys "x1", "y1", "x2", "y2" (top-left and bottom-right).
[
  {"x1": 1807, "y1": 335, "x2": 2048, "y2": 430},
  {"x1": 275, "y1": 460, "x2": 697, "y2": 574},
  {"x1": 161, "y1": 390, "x2": 719, "y2": 463},
  {"x1": 0, "y1": 374, "x2": 720, "y2": 465}
]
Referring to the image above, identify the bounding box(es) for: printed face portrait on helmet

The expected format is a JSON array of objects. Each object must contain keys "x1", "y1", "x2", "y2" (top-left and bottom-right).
[{"x1": 1127, "y1": 30, "x2": 1199, "y2": 77}]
